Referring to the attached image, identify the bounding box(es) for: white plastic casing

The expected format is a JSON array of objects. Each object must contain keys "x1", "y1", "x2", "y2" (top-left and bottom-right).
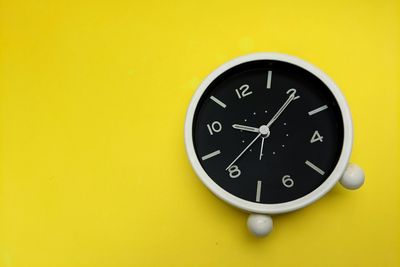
[
  {"x1": 247, "y1": 214, "x2": 273, "y2": 236},
  {"x1": 184, "y1": 53, "x2": 353, "y2": 215},
  {"x1": 340, "y1": 163, "x2": 365, "y2": 189}
]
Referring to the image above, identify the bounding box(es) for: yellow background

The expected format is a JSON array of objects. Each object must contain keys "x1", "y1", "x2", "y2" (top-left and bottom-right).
[{"x1": 1, "y1": 0, "x2": 399, "y2": 266}]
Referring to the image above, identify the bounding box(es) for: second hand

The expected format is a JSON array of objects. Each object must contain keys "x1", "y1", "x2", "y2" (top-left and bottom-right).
[{"x1": 225, "y1": 133, "x2": 262, "y2": 170}]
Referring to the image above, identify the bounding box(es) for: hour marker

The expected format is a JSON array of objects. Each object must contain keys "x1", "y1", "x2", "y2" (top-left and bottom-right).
[
  {"x1": 310, "y1": 130, "x2": 324, "y2": 143},
  {"x1": 201, "y1": 150, "x2": 221, "y2": 161},
  {"x1": 256, "y1": 180, "x2": 262, "y2": 202},
  {"x1": 266, "y1": 70, "x2": 272, "y2": 89},
  {"x1": 308, "y1": 105, "x2": 328, "y2": 116},
  {"x1": 305, "y1": 160, "x2": 325, "y2": 175},
  {"x1": 210, "y1": 96, "x2": 227, "y2": 108}
]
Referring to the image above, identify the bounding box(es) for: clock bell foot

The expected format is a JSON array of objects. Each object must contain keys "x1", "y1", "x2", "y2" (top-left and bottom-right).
[
  {"x1": 340, "y1": 163, "x2": 365, "y2": 190},
  {"x1": 247, "y1": 213, "x2": 273, "y2": 237}
]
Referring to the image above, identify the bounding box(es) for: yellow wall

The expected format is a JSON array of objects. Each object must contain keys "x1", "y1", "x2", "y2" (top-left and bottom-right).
[{"x1": 1, "y1": 0, "x2": 399, "y2": 266}]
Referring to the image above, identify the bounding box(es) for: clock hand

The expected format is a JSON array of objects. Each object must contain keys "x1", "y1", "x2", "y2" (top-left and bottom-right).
[
  {"x1": 225, "y1": 133, "x2": 262, "y2": 170},
  {"x1": 232, "y1": 124, "x2": 260, "y2": 133},
  {"x1": 259, "y1": 137, "x2": 265, "y2": 160},
  {"x1": 227, "y1": 89, "x2": 298, "y2": 169},
  {"x1": 266, "y1": 88, "x2": 298, "y2": 128}
]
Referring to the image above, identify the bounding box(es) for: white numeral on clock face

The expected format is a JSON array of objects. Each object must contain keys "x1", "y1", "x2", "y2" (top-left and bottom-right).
[
  {"x1": 310, "y1": 130, "x2": 323, "y2": 143},
  {"x1": 235, "y1": 84, "x2": 252, "y2": 99},
  {"x1": 227, "y1": 165, "x2": 241, "y2": 178},
  {"x1": 206, "y1": 121, "x2": 222, "y2": 135},
  {"x1": 286, "y1": 88, "x2": 300, "y2": 100},
  {"x1": 282, "y1": 175, "x2": 294, "y2": 188}
]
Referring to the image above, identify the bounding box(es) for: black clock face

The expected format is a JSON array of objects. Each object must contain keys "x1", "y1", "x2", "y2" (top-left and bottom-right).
[{"x1": 192, "y1": 60, "x2": 344, "y2": 204}]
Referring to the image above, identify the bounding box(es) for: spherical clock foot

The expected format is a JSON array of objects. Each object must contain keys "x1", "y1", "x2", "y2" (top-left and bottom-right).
[
  {"x1": 247, "y1": 214, "x2": 273, "y2": 237},
  {"x1": 340, "y1": 163, "x2": 365, "y2": 190}
]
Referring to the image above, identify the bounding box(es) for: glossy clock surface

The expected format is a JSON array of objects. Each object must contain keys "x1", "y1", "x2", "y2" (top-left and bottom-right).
[{"x1": 192, "y1": 60, "x2": 344, "y2": 204}]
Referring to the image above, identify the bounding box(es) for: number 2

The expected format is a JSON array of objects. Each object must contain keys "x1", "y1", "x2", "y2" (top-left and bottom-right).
[
  {"x1": 286, "y1": 88, "x2": 300, "y2": 100},
  {"x1": 235, "y1": 84, "x2": 252, "y2": 99}
]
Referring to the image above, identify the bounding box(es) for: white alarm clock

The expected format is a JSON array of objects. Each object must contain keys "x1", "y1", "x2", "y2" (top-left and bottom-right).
[{"x1": 184, "y1": 53, "x2": 364, "y2": 237}]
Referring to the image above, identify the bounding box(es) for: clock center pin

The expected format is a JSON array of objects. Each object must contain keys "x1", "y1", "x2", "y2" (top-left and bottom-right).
[{"x1": 259, "y1": 125, "x2": 270, "y2": 137}]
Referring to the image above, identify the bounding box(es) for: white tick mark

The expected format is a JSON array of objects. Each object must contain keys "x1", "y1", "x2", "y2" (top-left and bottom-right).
[
  {"x1": 286, "y1": 134, "x2": 289, "y2": 137},
  {"x1": 308, "y1": 105, "x2": 328, "y2": 116},
  {"x1": 264, "y1": 110, "x2": 268, "y2": 113},
  {"x1": 284, "y1": 122, "x2": 287, "y2": 126},
  {"x1": 253, "y1": 112, "x2": 256, "y2": 115},
  {"x1": 244, "y1": 119, "x2": 247, "y2": 122},
  {"x1": 305, "y1": 160, "x2": 325, "y2": 175},
  {"x1": 282, "y1": 145, "x2": 285, "y2": 147},
  {"x1": 250, "y1": 149, "x2": 252, "y2": 152},
  {"x1": 210, "y1": 96, "x2": 227, "y2": 109},
  {"x1": 266, "y1": 70, "x2": 272, "y2": 89},
  {"x1": 256, "y1": 180, "x2": 262, "y2": 202},
  {"x1": 273, "y1": 152, "x2": 276, "y2": 155},
  {"x1": 201, "y1": 150, "x2": 221, "y2": 161},
  {"x1": 242, "y1": 140, "x2": 245, "y2": 143}
]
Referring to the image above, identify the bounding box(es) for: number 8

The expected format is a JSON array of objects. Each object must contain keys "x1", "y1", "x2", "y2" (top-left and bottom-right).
[{"x1": 228, "y1": 165, "x2": 241, "y2": 178}]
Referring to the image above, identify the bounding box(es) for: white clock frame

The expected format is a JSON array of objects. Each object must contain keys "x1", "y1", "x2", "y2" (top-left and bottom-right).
[{"x1": 184, "y1": 53, "x2": 363, "y2": 231}]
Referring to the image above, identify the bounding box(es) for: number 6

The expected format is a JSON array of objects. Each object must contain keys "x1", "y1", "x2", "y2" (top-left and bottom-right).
[{"x1": 282, "y1": 175, "x2": 294, "y2": 188}]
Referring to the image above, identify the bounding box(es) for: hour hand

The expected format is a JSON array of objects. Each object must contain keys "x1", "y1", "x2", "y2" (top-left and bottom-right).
[{"x1": 232, "y1": 124, "x2": 260, "y2": 133}]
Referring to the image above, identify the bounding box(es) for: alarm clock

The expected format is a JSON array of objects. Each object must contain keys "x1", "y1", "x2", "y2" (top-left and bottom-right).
[{"x1": 184, "y1": 53, "x2": 364, "y2": 237}]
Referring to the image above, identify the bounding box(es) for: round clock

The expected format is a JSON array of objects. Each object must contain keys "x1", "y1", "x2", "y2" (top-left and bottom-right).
[{"x1": 184, "y1": 53, "x2": 364, "y2": 237}]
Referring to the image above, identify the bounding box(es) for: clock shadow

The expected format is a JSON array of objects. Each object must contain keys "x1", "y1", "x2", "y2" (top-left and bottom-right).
[{"x1": 239, "y1": 184, "x2": 348, "y2": 243}]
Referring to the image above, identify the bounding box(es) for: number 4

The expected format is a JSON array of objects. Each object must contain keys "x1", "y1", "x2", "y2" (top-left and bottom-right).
[{"x1": 310, "y1": 130, "x2": 323, "y2": 143}]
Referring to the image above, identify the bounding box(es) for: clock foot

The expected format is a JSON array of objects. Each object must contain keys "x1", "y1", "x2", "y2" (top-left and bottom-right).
[
  {"x1": 247, "y1": 214, "x2": 273, "y2": 237},
  {"x1": 340, "y1": 163, "x2": 365, "y2": 190}
]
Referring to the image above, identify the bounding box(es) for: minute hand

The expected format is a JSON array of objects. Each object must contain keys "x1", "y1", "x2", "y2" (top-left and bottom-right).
[{"x1": 266, "y1": 90, "x2": 297, "y2": 128}]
